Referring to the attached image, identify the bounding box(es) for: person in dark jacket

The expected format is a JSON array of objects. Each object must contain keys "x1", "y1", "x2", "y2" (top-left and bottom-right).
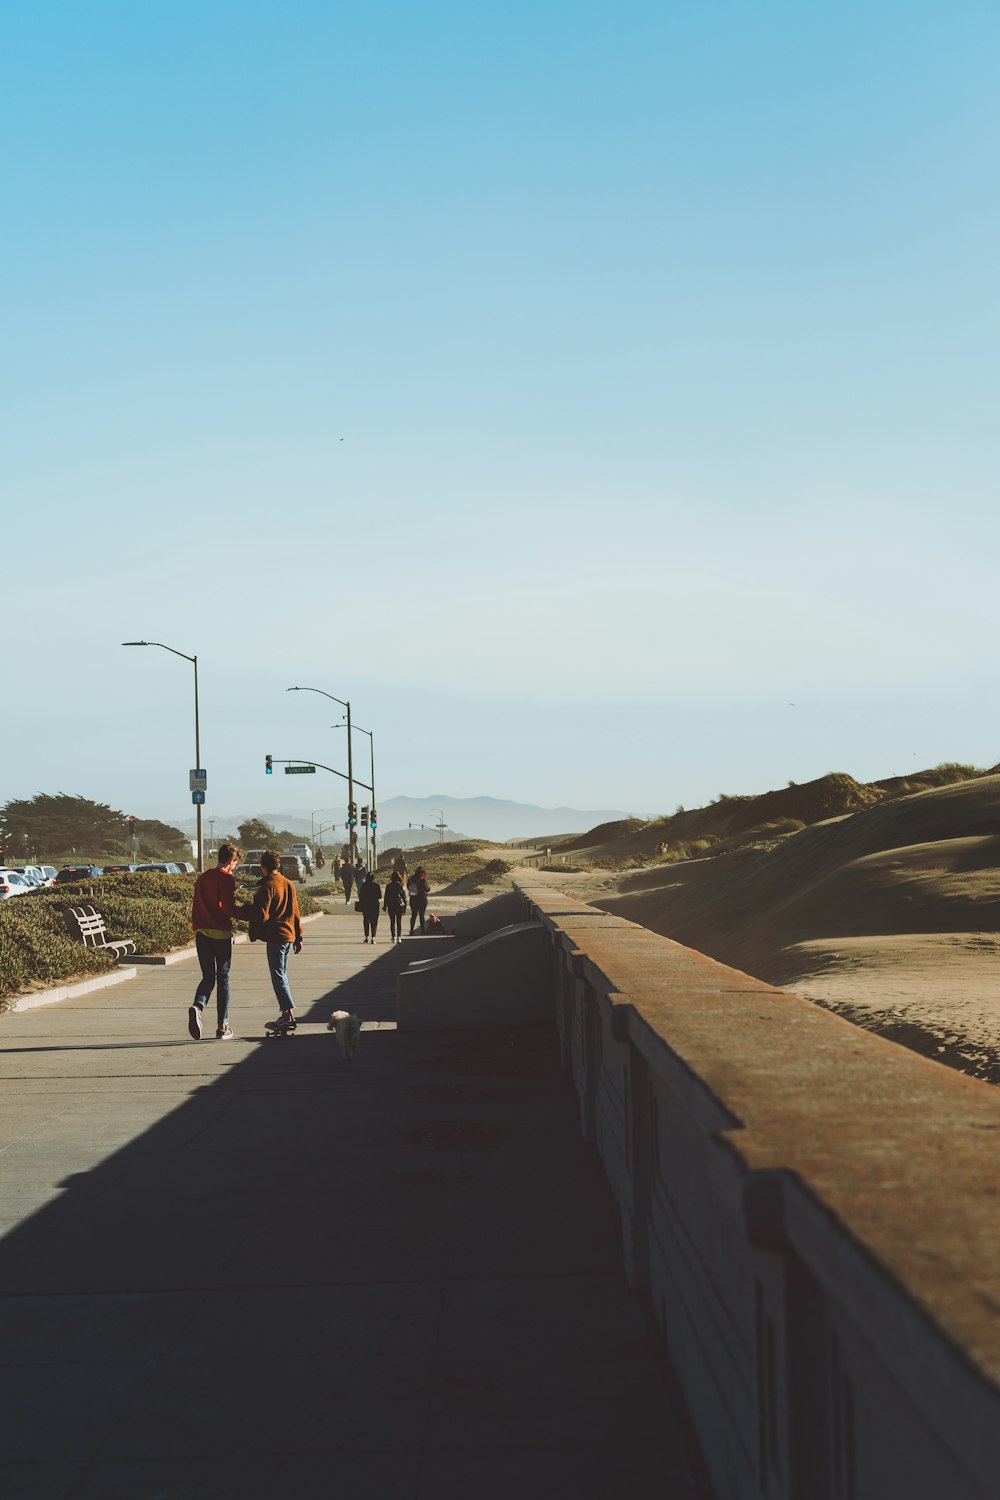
[
  {"x1": 408, "y1": 866, "x2": 430, "y2": 934},
  {"x1": 383, "y1": 870, "x2": 407, "y2": 943},
  {"x1": 359, "y1": 870, "x2": 382, "y2": 943},
  {"x1": 340, "y1": 857, "x2": 354, "y2": 904}
]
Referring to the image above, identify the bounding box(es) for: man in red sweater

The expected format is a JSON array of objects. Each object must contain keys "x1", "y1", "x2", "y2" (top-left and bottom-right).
[{"x1": 188, "y1": 842, "x2": 245, "y2": 1040}]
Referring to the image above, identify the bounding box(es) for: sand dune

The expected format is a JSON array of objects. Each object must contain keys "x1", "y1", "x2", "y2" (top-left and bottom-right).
[{"x1": 537, "y1": 775, "x2": 1000, "y2": 1083}]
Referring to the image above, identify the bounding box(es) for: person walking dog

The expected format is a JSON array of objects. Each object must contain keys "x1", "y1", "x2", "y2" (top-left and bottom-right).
[
  {"x1": 249, "y1": 849, "x2": 303, "y2": 1033},
  {"x1": 188, "y1": 842, "x2": 244, "y2": 1040}
]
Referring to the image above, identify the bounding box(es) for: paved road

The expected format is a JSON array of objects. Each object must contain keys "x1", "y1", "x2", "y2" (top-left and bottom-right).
[{"x1": 0, "y1": 906, "x2": 710, "y2": 1498}]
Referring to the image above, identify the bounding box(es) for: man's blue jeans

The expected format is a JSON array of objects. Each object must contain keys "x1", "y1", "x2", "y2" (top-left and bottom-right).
[
  {"x1": 266, "y1": 940, "x2": 295, "y2": 1012},
  {"x1": 194, "y1": 933, "x2": 232, "y2": 1027}
]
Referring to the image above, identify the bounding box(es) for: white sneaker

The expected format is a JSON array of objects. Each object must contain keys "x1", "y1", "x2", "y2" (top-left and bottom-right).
[
  {"x1": 216, "y1": 1023, "x2": 233, "y2": 1039},
  {"x1": 188, "y1": 1005, "x2": 203, "y2": 1040}
]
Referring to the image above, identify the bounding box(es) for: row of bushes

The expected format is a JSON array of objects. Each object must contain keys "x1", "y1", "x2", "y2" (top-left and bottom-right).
[{"x1": 0, "y1": 873, "x2": 320, "y2": 1006}]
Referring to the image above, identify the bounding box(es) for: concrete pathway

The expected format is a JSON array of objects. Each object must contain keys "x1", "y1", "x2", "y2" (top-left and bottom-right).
[{"x1": 0, "y1": 907, "x2": 711, "y2": 1498}]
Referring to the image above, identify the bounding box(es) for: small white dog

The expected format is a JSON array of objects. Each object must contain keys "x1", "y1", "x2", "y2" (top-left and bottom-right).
[{"x1": 328, "y1": 1009, "x2": 361, "y2": 1061}]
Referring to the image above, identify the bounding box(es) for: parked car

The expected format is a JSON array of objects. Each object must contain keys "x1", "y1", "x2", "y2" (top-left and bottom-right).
[
  {"x1": 103, "y1": 864, "x2": 138, "y2": 875},
  {"x1": 242, "y1": 849, "x2": 266, "y2": 867},
  {"x1": 135, "y1": 862, "x2": 182, "y2": 874},
  {"x1": 175, "y1": 862, "x2": 195, "y2": 874},
  {"x1": 39, "y1": 865, "x2": 58, "y2": 883},
  {"x1": 287, "y1": 843, "x2": 314, "y2": 874},
  {"x1": 280, "y1": 854, "x2": 306, "y2": 883},
  {"x1": 0, "y1": 869, "x2": 33, "y2": 899},
  {"x1": 53, "y1": 865, "x2": 104, "y2": 882},
  {"x1": 234, "y1": 863, "x2": 263, "y2": 882},
  {"x1": 10, "y1": 865, "x2": 48, "y2": 887}
]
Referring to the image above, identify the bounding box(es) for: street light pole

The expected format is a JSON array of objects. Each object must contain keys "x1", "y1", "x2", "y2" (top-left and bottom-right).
[
  {"x1": 123, "y1": 640, "x2": 204, "y2": 872},
  {"x1": 287, "y1": 686, "x2": 356, "y2": 860},
  {"x1": 333, "y1": 721, "x2": 375, "y2": 868}
]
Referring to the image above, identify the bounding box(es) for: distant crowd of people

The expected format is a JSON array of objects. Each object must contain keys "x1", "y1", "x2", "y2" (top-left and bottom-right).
[{"x1": 331, "y1": 854, "x2": 430, "y2": 942}]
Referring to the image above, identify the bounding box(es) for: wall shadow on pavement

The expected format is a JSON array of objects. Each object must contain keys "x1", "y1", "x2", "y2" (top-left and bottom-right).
[{"x1": 0, "y1": 932, "x2": 715, "y2": 1500}]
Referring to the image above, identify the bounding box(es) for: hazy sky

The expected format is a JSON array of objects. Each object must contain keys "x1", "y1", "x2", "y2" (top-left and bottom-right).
[{"x1": 4, "y1": 1, "x2": 999, "y2": 827}]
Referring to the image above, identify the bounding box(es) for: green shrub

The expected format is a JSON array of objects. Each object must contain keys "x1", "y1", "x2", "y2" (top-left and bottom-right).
[{"x1": 1, "y1": 873, "x2": 320, "y2": 1004}]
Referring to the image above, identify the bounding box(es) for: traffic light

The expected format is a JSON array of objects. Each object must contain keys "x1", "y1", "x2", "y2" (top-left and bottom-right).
[
  {"x1": 128, "y1": 815, "x2": 135, "y2": 830},
  {"x1": 265, "y1": 755, "x2": 273, "y2": 775},
  {"x1": 370, "y1": 808, "x2": 377, "y2": 830},
  {"x1": 361, "y1": 806, "x2": 369, "y2": 828},
  {"x1": 348, "y1": 801, "x2": 357, "y2": 828}
]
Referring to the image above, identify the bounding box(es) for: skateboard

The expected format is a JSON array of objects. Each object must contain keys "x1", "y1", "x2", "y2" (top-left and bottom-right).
[{"x1": 264, "y1": 1018, "x2": 297, "y2": 1040}]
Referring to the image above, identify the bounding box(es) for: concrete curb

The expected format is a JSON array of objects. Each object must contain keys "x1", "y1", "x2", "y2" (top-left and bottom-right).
[{"x1": 5, "y1": 966, "x2": 139, "y2": 1013}]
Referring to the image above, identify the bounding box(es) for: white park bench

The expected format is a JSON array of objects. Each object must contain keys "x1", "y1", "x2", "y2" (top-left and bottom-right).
[{"x1": 66, "y1": 905, "x2": 138, "y2": 961}]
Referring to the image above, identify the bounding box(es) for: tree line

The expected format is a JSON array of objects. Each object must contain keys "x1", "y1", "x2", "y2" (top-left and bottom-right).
[{"x1": 0, "y1": 794, "x2": 188, "y2": 860}]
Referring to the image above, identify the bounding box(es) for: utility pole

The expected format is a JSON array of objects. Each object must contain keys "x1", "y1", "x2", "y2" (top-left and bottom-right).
[{"x1": 346, "y1": 699, "x2": 355, "y2": 860}]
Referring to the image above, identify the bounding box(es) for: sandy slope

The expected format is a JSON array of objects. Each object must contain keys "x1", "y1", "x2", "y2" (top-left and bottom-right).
[{"x1": 529, "y1": 776, "x2": 1000, "y2": 1083}]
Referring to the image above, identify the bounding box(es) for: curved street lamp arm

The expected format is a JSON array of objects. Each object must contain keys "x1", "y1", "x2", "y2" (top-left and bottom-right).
[{"x1": 123, "y1": 640, "x2": 196, "y2": 665}]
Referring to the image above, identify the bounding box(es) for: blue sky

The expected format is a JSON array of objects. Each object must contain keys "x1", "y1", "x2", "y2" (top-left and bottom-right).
[{"x1": 4, "y1": 1, "x2": 999, "y2": 828}]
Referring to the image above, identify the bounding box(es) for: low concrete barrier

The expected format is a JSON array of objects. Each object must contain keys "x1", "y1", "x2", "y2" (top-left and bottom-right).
[
  {"x1": 516, "y1": 883, "x2": 1000, "y2": 1500},
  {"x1": 397, "y1": 922, "x2": 551, "y2": 1031}
]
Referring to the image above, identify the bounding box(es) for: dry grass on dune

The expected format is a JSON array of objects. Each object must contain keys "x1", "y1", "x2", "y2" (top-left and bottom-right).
[{"x1": 586, "y1": 775, "x2": 1000, "y2": 1082}]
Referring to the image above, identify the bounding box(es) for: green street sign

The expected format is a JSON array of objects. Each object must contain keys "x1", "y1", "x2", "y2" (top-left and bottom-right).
[{"x1": 284, "y1": 765, "x2": 316, "y2": 775}]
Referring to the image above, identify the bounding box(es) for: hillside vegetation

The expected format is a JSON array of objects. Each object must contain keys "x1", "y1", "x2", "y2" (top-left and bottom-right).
[{"x1": 557, "y1": 764, "x2": 993, "y2": 867}]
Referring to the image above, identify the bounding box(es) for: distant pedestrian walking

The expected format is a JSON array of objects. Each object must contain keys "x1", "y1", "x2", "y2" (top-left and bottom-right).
[
  {"x1": 359, "y1": 871, "x2": 382, "y2": 942},
  {"x1": 354, "y1": 858, "x2": 367, "y2": 895},
  {"x1": 187, "y1": 842, "x2": 244, "y2": 1040},
  {"x1": 249, "y1": 849, "x2": 303, "y2": 1032},
  {"x1": 384, "y1": 870, "x2": 407, "y2": 943},
  {"x1": 408, "y1": 866, "x2": 430, "y2": 934},
  {"x1": 340, "y1": 858, "x2": 354, "y2": 904},
  {"x1": 393, "y1": 852, "x2": 408, "y2": 883}
]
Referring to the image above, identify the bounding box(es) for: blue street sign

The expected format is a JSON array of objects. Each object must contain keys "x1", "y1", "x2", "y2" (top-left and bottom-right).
[{"x1": 192, "y1": 790, "x2": 206, "y2": 805}]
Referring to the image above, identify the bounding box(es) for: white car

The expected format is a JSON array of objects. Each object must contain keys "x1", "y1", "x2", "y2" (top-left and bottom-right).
[
  {"x1": 0, "y1": 868, "x2": 33, "y2": 899},
  {"x1": 11, "y1": 865, "x2": 50, "y2": 888}
]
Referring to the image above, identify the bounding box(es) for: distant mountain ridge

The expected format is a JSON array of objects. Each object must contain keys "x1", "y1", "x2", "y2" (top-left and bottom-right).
[
  {"x1": 180, "y1": 794, "x2": 627, "y2": 844},
  {"x1": 377, "y1": 795, "x2": 628, "y2": 843}
]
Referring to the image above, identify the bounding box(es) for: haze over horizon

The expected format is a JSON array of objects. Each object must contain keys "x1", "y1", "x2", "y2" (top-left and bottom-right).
[{"x1": 5, "y1": 2, "x2": 999, "y2": 828}]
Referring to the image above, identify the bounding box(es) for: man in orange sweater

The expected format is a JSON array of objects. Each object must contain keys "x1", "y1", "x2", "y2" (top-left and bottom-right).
[
  {"x1": 250, "y1": 849, "x2": 304, "y2": 1033},
  {"x1": 188, "y1": 842, "x2": 245, "y2": 1040}
]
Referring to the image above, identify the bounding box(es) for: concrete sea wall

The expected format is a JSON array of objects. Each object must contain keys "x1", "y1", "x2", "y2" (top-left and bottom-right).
[{"x1": 515, "y1": 885, "x2": 1000, "y2": 1500}]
